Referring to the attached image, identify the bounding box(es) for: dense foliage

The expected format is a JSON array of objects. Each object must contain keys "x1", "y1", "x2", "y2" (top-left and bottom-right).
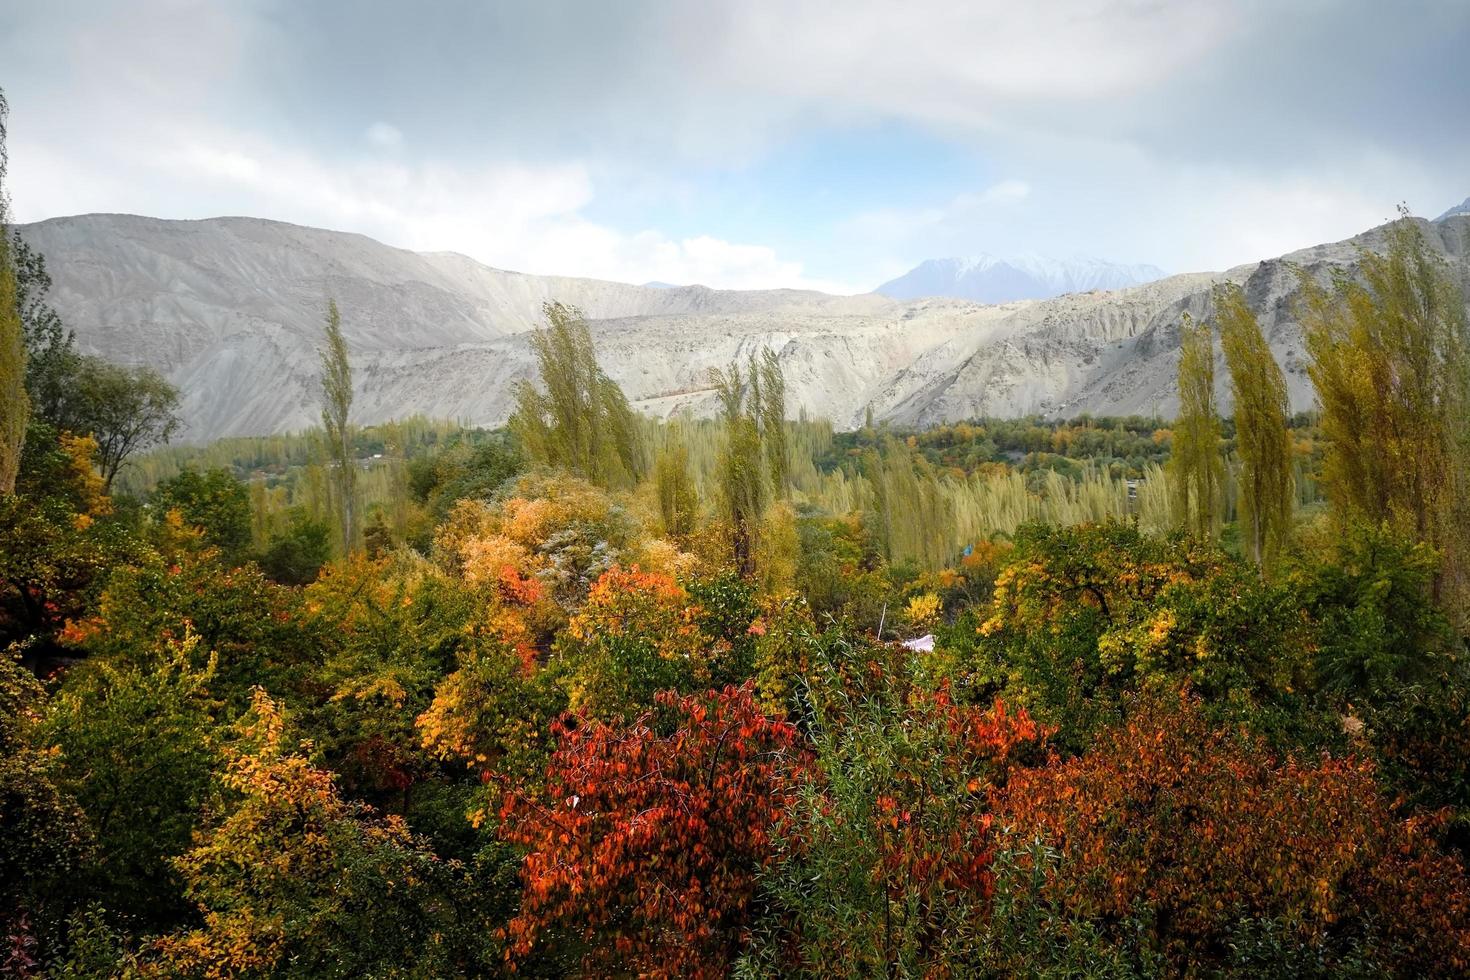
[{"x1": 3, "y1": 197, "x2": 1469, "y2": 976}]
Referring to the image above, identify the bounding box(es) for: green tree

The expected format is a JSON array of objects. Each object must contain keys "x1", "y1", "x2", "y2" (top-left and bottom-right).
[
  {"x1": 711, "y1": 361, "x2": 768, "y2": 578},
  {"x1": 259, "y1": 508, "x2": 333, "y2": 586},
  {"x1": 319, "y1": 298, "x2": 356, "y2": 554},
  {"x1": 757, "y1": 347, "x2": 790, "y2": 493},
  {"x1": 865, "y1": 435, "x2": 953, "y2": 571},
  {"x1": 0, "y1": 87, "x2": 29, "y2": 496},
  {"x1": 11, "y1": 231, "x2": 78, "y2": 427},
  {"x1": 1, "y1": 649, "x2": 92, "y2": 959},
  {"x1": 1170, "y1": 313, "x2": 1223, "y2": 539},
  {"x1": 62, "y1": 357, "x2": 181, "y2": 490},
  {"x1": 152, "y1": 467, "x2": 253, "y2": 562},
  {"x1": 1216, "y1": 284, "x2": 1294, "y2": 570},
  {"x1": 44, "y1": 634, "x2": 223, "y2": 933},
  {"x1": 1300, "y1": 213, "x2": 1470, "y2": 619},
  {"x1": 511, "y1": 301, "x2": 643, "y2": 488},
  {"x1": 654, "y1": 438, "x2": 698, "y2": 539}
]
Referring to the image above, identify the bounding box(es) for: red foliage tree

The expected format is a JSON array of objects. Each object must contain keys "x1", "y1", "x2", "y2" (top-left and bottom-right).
[
  {"x1": 999, "y1": 692, "x2": 1470, "y2": 975},
  {"x1": 498, "y1": 683, "x2": 808, "y2": 977}
]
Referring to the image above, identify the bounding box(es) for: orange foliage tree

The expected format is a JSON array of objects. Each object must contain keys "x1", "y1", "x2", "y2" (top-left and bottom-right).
[
  {"x1": 498, "y1": 683, "x2": 807, "y2": 978},
  {"x1": 555, "y1": 565, "x2": 716, "y2": 718}
]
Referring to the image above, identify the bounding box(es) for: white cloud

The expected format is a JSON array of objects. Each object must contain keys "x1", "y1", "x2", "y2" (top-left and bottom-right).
[
  {"x1": 4, "y1": 0, "x2": 1465, "y2": 292},
  {"x1": 135, "y1": 127, "x2": 855, "y2": 292},
  {"x1": 842, "y1": 180, "x2": 1034, "y2": 249}
]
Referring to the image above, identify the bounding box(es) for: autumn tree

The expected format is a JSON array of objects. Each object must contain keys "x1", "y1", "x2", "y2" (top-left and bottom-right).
[
  {"x1": 511, "y1": 301, "x2": 643, "y2": 488},
  {"x1": 151, "y1": 689, "x2": 488, "y2": 976},
  {"x1": 0, "y1": 86, "x2": 28, "y2": 496},
  {"x1": 744, "y1": 644, "x2": 1046, "y2": 975},
  {"x1": 999, "y1": 693, "x2": 1470, "y2": 976},
  {"x1": 1216, "y1": 283, "x2": 1294, "y2": 570},
  {"x1": 978, "y1": 522, "x2": 1313, "y2": 749},
  {"x1": 554, "y1": 565, "x2": 713, "y2": 718},
  {"x1": 499, "y1": 684, "x2": 807, "y2": 978},
  {"x1": 1169, "y1": 313, "x2": 1223, "y2": 539},
  {"x1": 319, "y1": 298, "x2": 357, "y2": 554},
  {"x1": 1300, "y1": 213, "x2": 1470, "y2": 619}
]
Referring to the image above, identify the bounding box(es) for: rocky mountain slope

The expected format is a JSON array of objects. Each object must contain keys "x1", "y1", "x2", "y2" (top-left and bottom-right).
[
  {"x1": 1439, "y1": 197, "x2": 1470, "y2": 221},
  {"x1": 15, "y1": 211, "x2": 1469, "y2": 442},
  {"x1": 877, "y1": 254, "x2": 1165, "y2": 303}
]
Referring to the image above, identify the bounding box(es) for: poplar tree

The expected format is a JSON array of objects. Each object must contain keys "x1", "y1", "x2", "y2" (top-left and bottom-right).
[
  {"x1": 1300, "y1": 213, "x2": 1470, "y2": 616},
  {"x1": 654, "y1": 439, "x2": 698, "y2": 540},
  {"x1": 1170, "y1": 313, "x2": 1223, "y2": 540},
  {"x1": 758, "y1": 348, "x2": 789, "y2": 493},
  {"x1": 1216, "y1": 283, "x2": 1294, "y2": 570},
  {"x1": 710, "y1": 349, "x2": 790, "y2": 577},
  {"x1": 0, "y1": 86, "x2": 27, "y2": 495},
  {"x1": 710, "y1": 362, "x2": 766, "y2": 578},
  {"x1": 319, "y1": 298, "x2": 356, "y2": 554},
  {"x1": 511, "y1": 301, "x2": 642, "y2": 488}
]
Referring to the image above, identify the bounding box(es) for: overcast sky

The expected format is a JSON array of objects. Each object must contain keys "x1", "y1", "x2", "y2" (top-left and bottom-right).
[{"x1": 2, "y1": 0, "x2": 1467, "y2": 292}]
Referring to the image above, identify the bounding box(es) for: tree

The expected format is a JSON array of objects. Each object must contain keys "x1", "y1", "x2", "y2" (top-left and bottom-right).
[
  {"x1": 43, "y1": 633, "x2": 223, "y2": 932},
  {"x1": 11, "y1": 232, "x2": 78, "y2": 427},
  {"x1": 758, "y1": 347, "x2": 790, "y2": 492},
  {"x1": 978, "y1": 522, "x2": 1313, "y2": 750},
  {"x1": 0, "y1": 87, "x2": 28, "y2": 496},
  {"x1": 1170, "y1": 313, "x2": 1223, "y2": 539},
  {"x1": 1, "y1": 650, "x2": 92, "y2": 963},
  {"x1": 499, "y1": 684, "x2": 807, "y2": 978},
  {"x1": 865, "y1": 435, "x2": 953, "y2": 571},
  {"x1": 258, "y1": 508, "x2": 333, "y2": 586},
  {"x1": 653, "y1": 438, "x2": 698, "y2": 540},
  {"x1": 1216, "y1": 283, "x2": 1294, "y2": 570},
  {"x1": 554, "y1": 565, "x2": 714, "y2": 718},
  {"x1": 711, "y1": 361, "x2": 769, "y2": 578},
  {"x1": 150, "y1": 689, "x2": 488, "y2": 976},
  {"x1": 1300, "y1": 213, "x2": 1470, "y2": 619},
  {"x1": 510, "y1": 301, "x2": 643, "y2": 488},
  {"x1": 999, "y1": 693, "x2": 1470, "y2": 976},
  {"x1": 151, "y1": 467, "x2": 253, "y2": 562},
  {"x1": 745, "y1": 644, "x2": 1044, "y2": 976},
  {"x1": 64, "y1": 358, "x2": 181, "y2": 490},
  {"x1": 319, "y1": 298, "x2": 356, "y2": 555}
]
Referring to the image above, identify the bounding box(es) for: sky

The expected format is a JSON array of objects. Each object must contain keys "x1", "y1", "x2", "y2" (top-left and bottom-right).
[{"x1": 2, "y1": 0, "x2": 1467, "y2": 294}]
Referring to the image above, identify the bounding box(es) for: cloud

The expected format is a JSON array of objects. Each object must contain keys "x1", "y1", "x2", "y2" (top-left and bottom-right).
[
  {"x1": 150, "y1": 127, "x2": 855, "y2": 292},
  {"x1": 2, "y1": 0, "x2": 1467, "y2": 291},
  {"x1": 365, "y1": 122, "x2": 403, "y2": 149}
]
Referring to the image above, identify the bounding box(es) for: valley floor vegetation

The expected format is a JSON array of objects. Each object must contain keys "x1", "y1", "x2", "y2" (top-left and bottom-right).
[{"x1": 6, "y1": 97, "x2": 1470, "y2": 976}]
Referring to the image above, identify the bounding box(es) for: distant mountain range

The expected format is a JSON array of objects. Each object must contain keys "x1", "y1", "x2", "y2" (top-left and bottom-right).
[
  {"x1": 1438, "y1": 197, "x2": 1470, "y2": 221},
  {"x1": 14, "y1": 207, "x2": 1469, "y2": 442},
  {"x1": 876, "y1": 254, "x2": 1166, "y2": 303}
]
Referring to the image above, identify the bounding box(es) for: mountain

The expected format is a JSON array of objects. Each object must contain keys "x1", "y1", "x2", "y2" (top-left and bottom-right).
[
  {"x1": 876, "y1": 254, "x2": 1166, "y2": 303},
  {"x1": 1438, "y1": 197, "x2": 1470, "y2": 221},
  {"x1": 15, "y1": 211, "x2": 1470, "y2": 443}
]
